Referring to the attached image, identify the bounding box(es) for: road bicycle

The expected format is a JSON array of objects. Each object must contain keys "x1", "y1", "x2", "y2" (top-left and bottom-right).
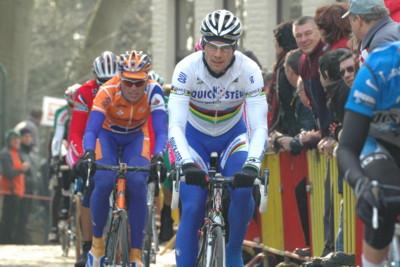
[
  {"x1": 91, "y1": 162, "x2": 150, "y2": 267},
  {"x1": 171, "y1": 152, "x2": 269, "y2": 267}
]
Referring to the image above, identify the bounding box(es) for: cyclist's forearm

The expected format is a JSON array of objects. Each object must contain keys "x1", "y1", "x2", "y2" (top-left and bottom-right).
[
  {"x1": 337, "y1": 111, "x2": 370, "y2": 188},
  {"x1": 83, "y1": 111, "x2": 105, "y2": 151},
  {"x1": 168, "y1": 93, "x2": 192, "y2": 163},
  {"x1": 68, "y1": 110, "x2": 89, "y2": 156},
  {"x1": 51, "y1": 124, "x2": 65, "y2": 157},
  {"x1": 152, "y1": 110, "x2": 168, "y2": 155},
  {"x1": 246, "y1": 96, "x2": 268, "y2": 161}
]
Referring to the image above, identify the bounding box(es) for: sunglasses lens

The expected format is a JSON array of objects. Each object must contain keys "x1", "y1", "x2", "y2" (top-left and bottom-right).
[
  {"x1": 122, "y1": 79, "x2": 145, "y2": 87},
  {"x1": 347, "y1": 66, "x2": 354, "y2": 73}
]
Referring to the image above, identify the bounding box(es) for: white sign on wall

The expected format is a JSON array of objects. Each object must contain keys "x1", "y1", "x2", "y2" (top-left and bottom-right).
[{"x1": 41, "y1": 96, "x2": 67, "y2": 126}]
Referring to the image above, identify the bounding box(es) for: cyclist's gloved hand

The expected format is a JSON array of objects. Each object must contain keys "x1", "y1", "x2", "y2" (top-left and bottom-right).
[
  {"x1": 182, "y1": 163, "x2": 207, "y2": 187},
  {"x1": 76, "y1": 150, "x2": 96, "y2": 181},
  {"x1": 354, "y1": 177, "x2": 386, "y2": 227},
  {"x1": 149, "y1": 153, "x2": 164, "y2": 183},
  {"x1": 233, "y1": 166, "x2": 258, "y2": 188},
  {"x1": 233, "y1": 158, "x2": 260, "y2": 188}
]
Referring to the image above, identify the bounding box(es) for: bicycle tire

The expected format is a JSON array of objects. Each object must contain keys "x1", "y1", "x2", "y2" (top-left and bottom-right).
[
  {"x1": 142, "y1": 207, "x2": 154, "y2": 267},
  {"x1": 209, "y1": 226, "x2": 225, "y2": 267},
  {"x1": 118, "y1": 211, "x2": 130, "y2": 267},
  {"x1": 197, "y1": 225, "x2": 225, "y2": 267},
  {"x1": 105, "y1": 211, "x2": 130, "y2": 267},
  {"x1": 74, "y1": 195, "x2": 82, "y2": 261},
  {"x1": 59, "y1": 222, "x2": 70, "y2": 257},
  {"x1": 143, "y1": 182, "x2": 157, "y2": 266},
  {"x1": 105, "y1": 215, "x2": 120, "y2": 266},
  {"x1": 196, "y1": 227, "x2": 208, "y2": 267}
]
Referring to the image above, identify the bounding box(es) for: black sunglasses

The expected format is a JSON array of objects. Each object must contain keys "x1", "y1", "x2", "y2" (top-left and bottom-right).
[{"x1": 121, "y1": 78, "x2": 146, "y2": 88}]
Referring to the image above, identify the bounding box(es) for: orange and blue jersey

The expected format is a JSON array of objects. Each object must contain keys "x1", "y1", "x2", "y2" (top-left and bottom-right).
[{"x1": 83, "y1": 74, "x2": 167, "y2": 158}]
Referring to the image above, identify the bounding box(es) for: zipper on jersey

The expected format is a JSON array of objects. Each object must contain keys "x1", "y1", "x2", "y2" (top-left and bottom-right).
[{"x1": 128, "y1": 105, "x2": 134, "y2": 133}]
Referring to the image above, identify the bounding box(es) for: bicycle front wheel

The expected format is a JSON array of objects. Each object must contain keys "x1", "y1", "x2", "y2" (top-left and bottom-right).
[
  {"x1": 142, "y1": 206, "x2": 154, "y2": 267},
  {"x1": 105, "y1": 211, "x2": 130, "y2": 267},
  {"x1": 209, "y1": 226, "x2": 225, "y2": 267},
  {"x1": 197, "y1": 225, "x2": 225, "y2": 267}
]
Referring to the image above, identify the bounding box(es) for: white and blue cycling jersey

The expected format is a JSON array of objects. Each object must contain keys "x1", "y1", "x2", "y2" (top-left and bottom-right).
[
  {"x1": 168, "y1": 50, "x2": 268, "y2": 167},
  {"x1": 346, "y1": 41, "x2": 400, "y2": 149}
]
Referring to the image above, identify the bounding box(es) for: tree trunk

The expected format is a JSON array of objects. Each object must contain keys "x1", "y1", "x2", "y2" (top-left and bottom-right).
[
  {"x1": 67, "y1": 0, "x2": 133, "y2": 83},
  {"x1": 0, "y1": 0, "x2": 34, "y2": 131}
]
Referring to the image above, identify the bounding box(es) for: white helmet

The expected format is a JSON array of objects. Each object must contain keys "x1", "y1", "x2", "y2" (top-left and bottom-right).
[
  {"x1": 200, "y1": 10, "x2": 242, "y2": 43},
  {"x1": 148, "y1": 70, "x2": 165, "y2": 86},
  {"x1": 92, "y1": 51, "x2": 118, "y2": 84}
]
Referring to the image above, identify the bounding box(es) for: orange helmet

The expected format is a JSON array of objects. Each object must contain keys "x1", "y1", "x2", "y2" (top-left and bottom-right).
[{"x1": 119, "y1": 50, "x2": 152, "y2": 80}]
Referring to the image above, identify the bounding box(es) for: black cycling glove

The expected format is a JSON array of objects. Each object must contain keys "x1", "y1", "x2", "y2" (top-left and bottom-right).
[
  {"x1": 149, "y1": 153, "x2": 165, "y2": 183},
  {"x1": 75, "y1": 150, "x2": 96, "y2": 181},
  {"x1": 354, "y1": 177, "x2": 386, "y2": 228},
  {"x1": 233, "y1": 165, "x2": 258, "y2": 188},
  {"x1": 182, "y1": 163, "x2": 208, "y2": 187}
]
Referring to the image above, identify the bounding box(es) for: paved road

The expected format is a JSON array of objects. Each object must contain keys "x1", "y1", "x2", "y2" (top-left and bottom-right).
[{"x1": 0, "y1": 244, "x2": 176, "y2": 267}]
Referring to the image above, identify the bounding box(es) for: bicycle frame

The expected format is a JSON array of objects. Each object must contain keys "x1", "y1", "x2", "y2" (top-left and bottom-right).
[
  {"x1": 171, "y1": 152, "x2": 269, "y2": 267},
  {"x1": 197, "y1": 174, "x2": 229, "y2": 267}
]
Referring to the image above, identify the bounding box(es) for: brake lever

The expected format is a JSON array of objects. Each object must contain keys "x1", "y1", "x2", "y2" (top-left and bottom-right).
[
  {"x1": 156, "y1": 160, "x2": 162, "y2": 182},
  {"x1": 371, "y1": 180, "x2": 379, "y2": 229},
  {"x1": 86, "y1": 158, "x2": 93, "y2": 188}
]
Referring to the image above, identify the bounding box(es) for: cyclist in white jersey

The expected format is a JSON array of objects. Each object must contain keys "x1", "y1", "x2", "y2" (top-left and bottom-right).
[{"x1": 168, "y1": 9, "x2": 268, "y2": 267}]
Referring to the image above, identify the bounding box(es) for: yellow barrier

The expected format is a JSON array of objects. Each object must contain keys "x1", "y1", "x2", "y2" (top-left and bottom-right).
[
  {"x1": 261, "y1": 152, "x2": 284, "y2": 250},
  {"x1": 307, "y1": 150, "x2": 326, "y2": 256},
  {"x1": 259, "y1": 150, "x2": 357, "y2": 258},
  {"x1": 343, "y1": 182, "x2": 356, "y2": 254}
]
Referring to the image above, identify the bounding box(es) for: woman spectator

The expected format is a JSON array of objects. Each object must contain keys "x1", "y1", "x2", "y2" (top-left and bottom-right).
[{"x1": 315, "y1": 3, "x2": 351, "y2": 50}]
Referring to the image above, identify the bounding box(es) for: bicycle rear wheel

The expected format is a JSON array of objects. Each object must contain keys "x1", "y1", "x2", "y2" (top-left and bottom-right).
[{"x1": 105, "y1": 211, "x2": 130, "y2": 267}]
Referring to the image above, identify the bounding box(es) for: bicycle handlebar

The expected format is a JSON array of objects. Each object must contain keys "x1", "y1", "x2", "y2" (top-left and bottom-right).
[
  {"x1": 95, "y1": 162, "x2": 150, "y2": 172},
  {"x1": 171, "y1": 168, "x2": 270, "y2": 213}
]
